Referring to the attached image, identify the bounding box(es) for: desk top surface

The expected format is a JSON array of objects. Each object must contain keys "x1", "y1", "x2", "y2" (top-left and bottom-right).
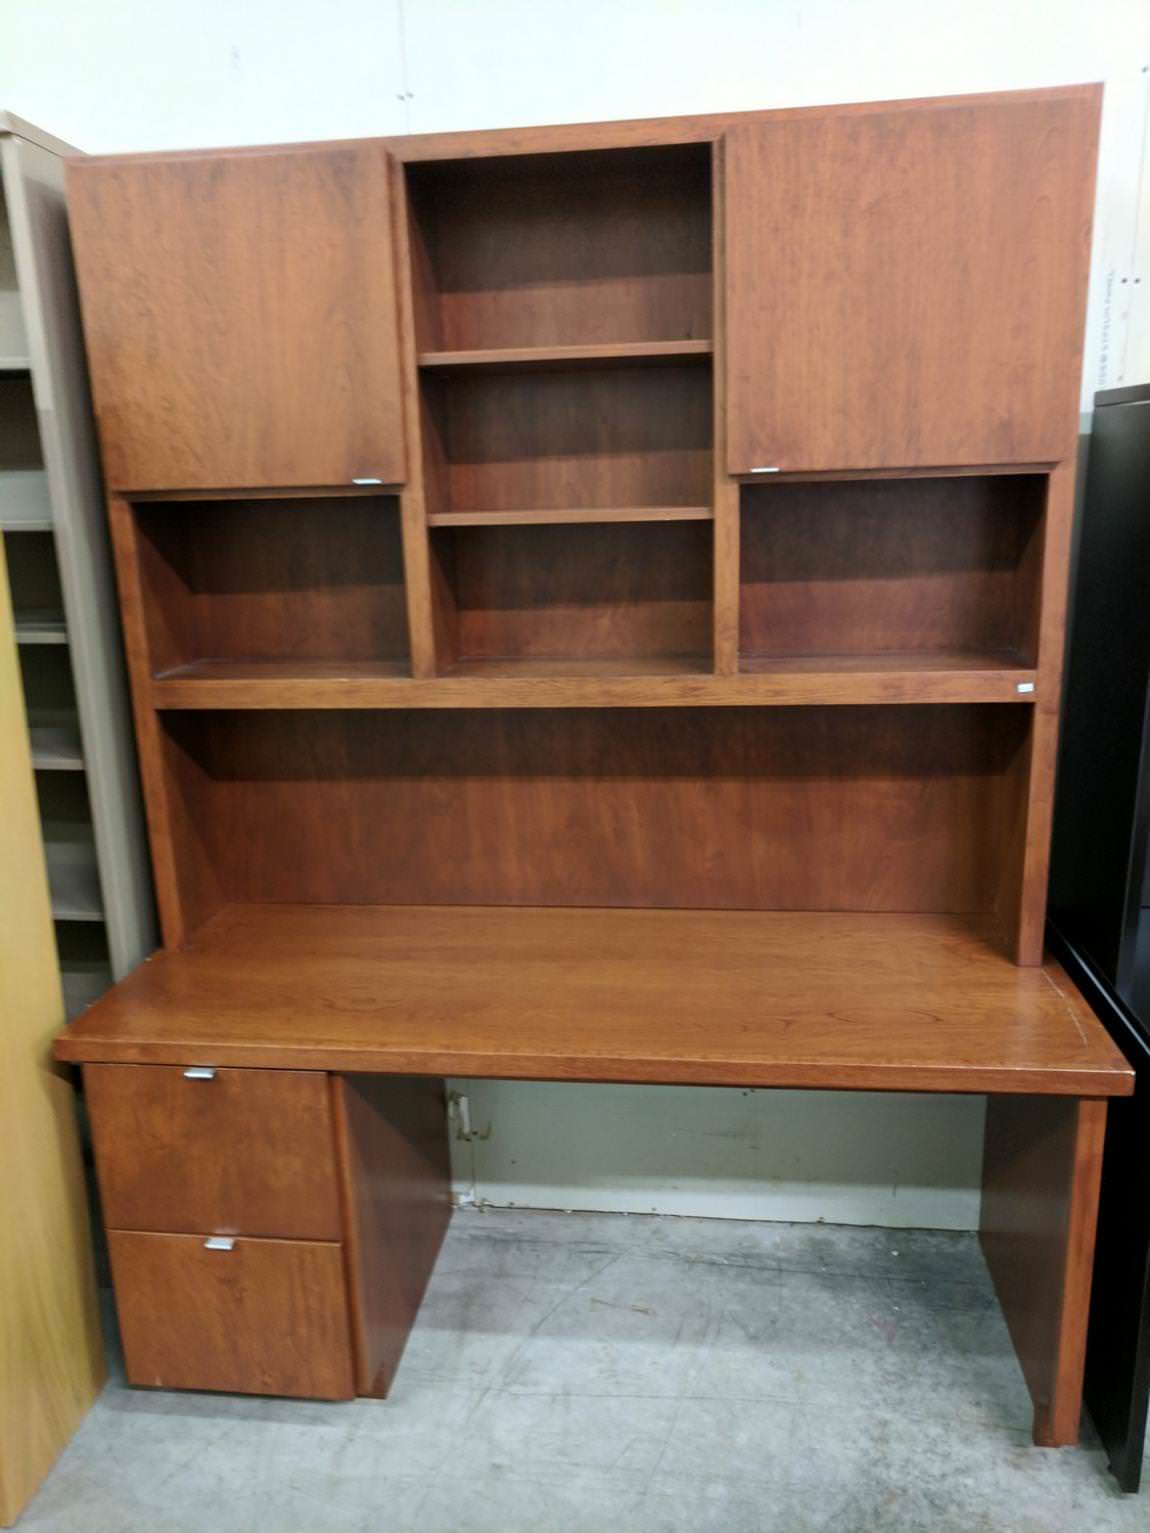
[{"x1": 54, "y1": 904, "x2": 1132, "y2": 1096}]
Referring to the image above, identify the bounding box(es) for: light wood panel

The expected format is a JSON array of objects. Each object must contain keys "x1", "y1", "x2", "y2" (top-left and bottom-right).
[
  {"x1": 725, "y1": 92, "x2": 1099, "y2": 472},
  {"x1": 108, "y1": 1231, "x2": 354, "y2": 1400},
  {"x1": 53, "y1": 903, "x2": 1132, "y2": 1096},
  {"x1": 0, "y1": 539, "x2": 104, "y2": 1527},
  {"x1": 150, "y1": 705, "x2": 1028, "y2": 918},
  {"x1": 67, "y1": 143, "x2": 406, "y2": 492},
  {"x1": 981, "y1": 1096, "x2": 1108, "y2": 1445}
]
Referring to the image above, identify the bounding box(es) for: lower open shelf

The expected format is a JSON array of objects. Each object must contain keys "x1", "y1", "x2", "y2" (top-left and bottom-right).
[{"x1": 55, "y1": 903, "x2": 1130, "y2": 1096}]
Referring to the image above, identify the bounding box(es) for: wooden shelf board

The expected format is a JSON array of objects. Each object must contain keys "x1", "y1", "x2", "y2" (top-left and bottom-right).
[
  {"x1": 417, "y1": 339, "x2": 713, "y2": 373},
  {"x1": 428, "y1": 506, "x2": 713, "y2": 527},
  {"x1": 14, "y1": 607, "x2": 67, "y2": 644},
  {"x1": 150, "y1": 652, "x2": 1038, "y2": 710},
  {"x1": 0, "y1": 468, "x2": 51, "y2": 531},
  {"x1": 53, "y1": 903, "x2": 1133, "y2": 1096}
]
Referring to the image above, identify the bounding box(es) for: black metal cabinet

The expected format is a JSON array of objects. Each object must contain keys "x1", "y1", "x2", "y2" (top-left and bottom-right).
[{"x1": 1051, "y1": 382, "x2": 1150, "y2": 1490}]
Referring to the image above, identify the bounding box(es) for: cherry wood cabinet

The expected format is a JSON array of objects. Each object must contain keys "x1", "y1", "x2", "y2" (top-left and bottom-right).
[
  {"x1": 725, "y1": 95, "x2": 1099, "y2": 474},
  {"x1": 67, "y1": 143, "x2": 406, "y2": 492}
]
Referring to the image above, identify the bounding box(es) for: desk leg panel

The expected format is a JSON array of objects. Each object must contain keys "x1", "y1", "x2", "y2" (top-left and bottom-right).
[
  {"x1": 332, "y1": 1075, "x2": 453, "y2": 1397},
  {"x1": 980, "y1": 1095, "x2": 1107, "y2": 1447}
]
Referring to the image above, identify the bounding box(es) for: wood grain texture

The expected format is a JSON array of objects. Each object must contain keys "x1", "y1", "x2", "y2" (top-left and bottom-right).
[
  {"x1": 0, "y1": 539, "x2": 104, "y2": 1526},
  {"x1": 333, "y1": 1076, "x2": 452, "y2": 1396},
  {"x1": 53, "y1": 903, "x2": 1132, "y2": 1095},
  {"x1": 435, "y1": 520, "x2": 712, "y2": 662},
  {"x1": 67, "y1": 143, "x2": 406, "y2": 492},
  {"x1": 407, "y1": 145, "x2": 711, "y2": 350},
  {"x1": 422, "y1": 364, "x2": 712, "y2": 516},
  {"x1": 149, "y1": 654, "x2": 1037, "y2": 708},
  {"x1": 107, "y1": 1230, "x2": 354, "y2": 1399},
  {"x1": 146, "y1": 705, "x2": 1028, "y2": 918},
  {"x1": 981, "y1": 1096, "x2": 1108, "y2": 1445},
  {"x1": 725, "y1": 94, "x2": 1099, "y2": 472},
  {"x1": 133, "y1": 495, "x2": 409, "y2": 671},
  {"x1": 85, "y1": 1064, "x2": 342, "y2": 1239},
  {"x1": 739, "y1": 475, "x2": 1045, "y2": 661}
]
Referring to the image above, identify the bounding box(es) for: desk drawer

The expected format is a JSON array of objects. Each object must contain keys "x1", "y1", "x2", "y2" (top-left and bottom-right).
[
  {"x1": 85, "y1": 1064, "x2": 341, "y2": 1240},
  {"x1": 108, "y1": 1230, "x2": 355, "y2": 1399}
]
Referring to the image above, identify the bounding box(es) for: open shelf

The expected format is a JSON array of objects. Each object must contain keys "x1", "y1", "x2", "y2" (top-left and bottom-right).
[
  {"x1": 59, "y1": 917, "x2": 114, "y2": 1018},
  {"x1": 0, "y1": 468, "x2": 51, "y2": 529},
  {"x1": 133, "y1": 493, "x2": 411, "y2": 677},
  {"x1": 37, "y1": 775, "x2": 103, "y2": 922},
  {"x1": 429, "y1": 517, "x2": 713, "y2": 674},
  {"x1": 422, "y1": 363, "x2": 712, "y2": 522},
  {"x1": 56, "y1": 901, "x2": 1131, "y2": 1095},
  {"x1": 149, "y1": 703, "x2": 1030, "y2": 934},
  {"x1": 21, "y1": 642, "x2": 84, "y2": 767},
  {"x1": 407, "y1": 144, "x2": 712, "y2": 352},
  {"x1": 29, "y1": 710, "x2": 84, "y2": 768},
  {"x1": 43, "y1": 828, "x2": 103, "y2": 921},
  {"x1": 0, "y1": 371, "x2": 47, "y2": 528},
  {"x1": 14, "y1": 607, "x2": 67, "y2": 643},
  {"x1": 417, "y1": 339, "x2": 713, "y2": 373},
  {"x1": 740, "y1": 474, "x2": 1046, "y2": 669}
]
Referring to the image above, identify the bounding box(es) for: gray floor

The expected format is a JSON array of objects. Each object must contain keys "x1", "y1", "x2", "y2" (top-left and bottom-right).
[{"x1": 18, "y1": 1209, "x2": 1150, "y2": 1532}]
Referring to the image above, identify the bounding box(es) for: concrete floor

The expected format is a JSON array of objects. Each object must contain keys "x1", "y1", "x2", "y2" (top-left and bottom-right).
[{"x1": 17, "y1": 1208, "x2": 1149, "y2": 1532}]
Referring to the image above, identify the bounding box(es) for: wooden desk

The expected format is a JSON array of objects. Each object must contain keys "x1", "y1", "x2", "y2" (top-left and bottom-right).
[{"x1": 55, "y1": 902, "x2": 1131, "y2": 1445}]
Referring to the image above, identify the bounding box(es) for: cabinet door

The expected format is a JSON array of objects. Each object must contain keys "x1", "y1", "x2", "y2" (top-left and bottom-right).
[
  {"x1": 68, "y1": 143, "x2": 406, "y2": 492},
  {"x1": 725, "y1": 93, "x2": 1099, "y2": 474}
]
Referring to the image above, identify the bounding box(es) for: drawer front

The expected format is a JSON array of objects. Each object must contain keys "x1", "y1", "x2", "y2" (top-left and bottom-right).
[
  {"x1": 109, "y1": 1231, "x2": 355, "y2": 1400},
  {"x1": 85, "y1": 1064, "x2": 341, "y2": 1240}
]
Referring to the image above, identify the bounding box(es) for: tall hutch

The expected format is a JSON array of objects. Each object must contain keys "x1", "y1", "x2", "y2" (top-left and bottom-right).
[{"x1": 54, "y1": 85, "x2": 1132, "y2": 1448}]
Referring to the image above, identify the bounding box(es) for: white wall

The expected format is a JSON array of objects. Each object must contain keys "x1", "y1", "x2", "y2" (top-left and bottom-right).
[{"x1": 4, "y1": 0, "x2": 1148, "y2": 1229}]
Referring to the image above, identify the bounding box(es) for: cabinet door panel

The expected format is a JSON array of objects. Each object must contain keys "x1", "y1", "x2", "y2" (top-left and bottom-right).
[
  {"x1": 725, "y1": 94, "x2": 1098, "y2": 474},
  {"x1": 68, "y1": 144, "x2": 405, "y2": 491},
  {"x1": 109, "y1": 1231, "x2": 354, "y2": 1399}
]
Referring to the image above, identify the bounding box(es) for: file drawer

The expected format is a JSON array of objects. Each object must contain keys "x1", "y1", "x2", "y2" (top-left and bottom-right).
[
  {"x1": 85, "y1": 1064, "x2": 341, "y2": 1239},
  {"x1": 108, "y1": 1230, "x2": 354, "y2": 1399}
]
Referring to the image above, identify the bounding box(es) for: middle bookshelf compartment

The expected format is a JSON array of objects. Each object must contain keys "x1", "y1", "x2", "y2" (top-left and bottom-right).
[
  {"x1": 421, "y1": 362, "x2": 712, "y2": 523},
  {"x1": 429, "y1": 518, "x2": 714, "y2": 676}
]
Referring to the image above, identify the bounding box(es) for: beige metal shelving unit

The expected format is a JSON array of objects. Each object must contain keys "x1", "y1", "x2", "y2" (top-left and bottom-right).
[{"x1": 0, "y1": 112, "x2": 154, "y2": 1016}]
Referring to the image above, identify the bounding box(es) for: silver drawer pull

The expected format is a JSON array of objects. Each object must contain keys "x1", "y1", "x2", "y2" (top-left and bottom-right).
[
  {"x1": 183, "y1": 1066, "x2": 216, "y2": 1080},
  {"x1": 204, "y1": 1236, "x2": 235, "y2": 1251}
]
